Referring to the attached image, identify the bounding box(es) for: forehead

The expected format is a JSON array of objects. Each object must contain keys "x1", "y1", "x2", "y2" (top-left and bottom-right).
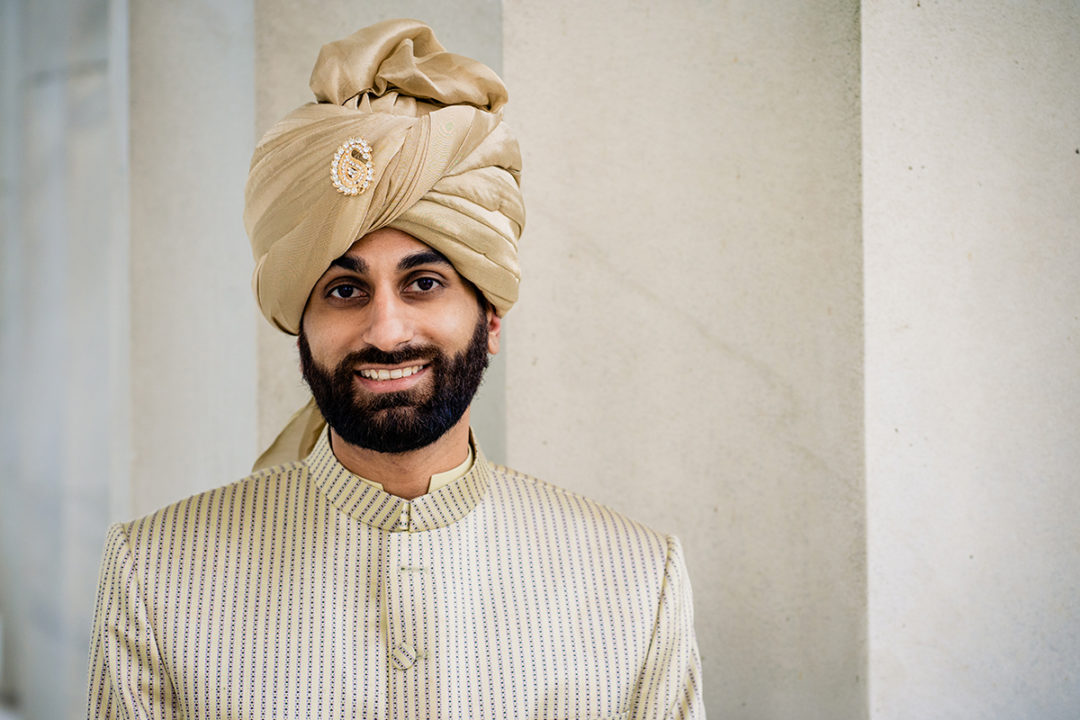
[{"x1": 339, "y1": 227, "x2": 445, "y2": 265}]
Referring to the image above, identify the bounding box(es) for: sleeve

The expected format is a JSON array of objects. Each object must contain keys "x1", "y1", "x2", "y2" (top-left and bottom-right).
[
  {"x1": 630, "y1": 535, "x2": 706, "y2": 720},
  {"x1": 85, "y1": 522, "x2": 179, "y2": 720}
]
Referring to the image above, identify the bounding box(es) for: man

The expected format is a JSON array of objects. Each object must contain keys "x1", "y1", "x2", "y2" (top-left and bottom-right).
[{"x1": 86, "y1": 19, "x2": 703, "y2": 719}]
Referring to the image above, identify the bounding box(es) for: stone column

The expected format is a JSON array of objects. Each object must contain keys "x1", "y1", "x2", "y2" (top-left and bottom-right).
[
  {"x1": 502, "y1": 1, "x2": 865, "y2": 716},
  {"x1": 127, "y1": 0, "x2": 257, "y2": 515},
  {"x1": 865, "y1": 2, "x2": 1080, "y2": 717}
]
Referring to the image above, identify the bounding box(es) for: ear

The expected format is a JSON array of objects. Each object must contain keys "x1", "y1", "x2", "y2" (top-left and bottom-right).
[{"x1": 485, "y1": 307, "x2": 502, "y2": 355}]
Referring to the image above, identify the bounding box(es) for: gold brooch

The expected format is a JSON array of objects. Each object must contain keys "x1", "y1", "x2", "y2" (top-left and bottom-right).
[{"x1": 330, "y1": 137, "x2": 374, "y2": 196}]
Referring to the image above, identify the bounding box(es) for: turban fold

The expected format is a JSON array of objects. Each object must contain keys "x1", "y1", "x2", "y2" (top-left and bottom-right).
[
  {"x1": 244, "y1": 19, "x2": 524, "y2": 468},
  {"x1": 244, "y1": 18, "x2": 525, "y2": 335}
]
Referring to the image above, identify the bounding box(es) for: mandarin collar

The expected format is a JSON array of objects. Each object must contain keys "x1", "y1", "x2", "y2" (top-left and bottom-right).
[{"x1": 305, "y1": 428, "x2": 490, "y2": 532}]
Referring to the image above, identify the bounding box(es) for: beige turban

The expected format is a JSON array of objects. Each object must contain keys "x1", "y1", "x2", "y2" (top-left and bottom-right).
[
  {"x1": 244, "y1": 19, "x2": 524, "y2": 468},
  {"x1": 244, "y1": 18, "x2": 525, "y2": 336}
]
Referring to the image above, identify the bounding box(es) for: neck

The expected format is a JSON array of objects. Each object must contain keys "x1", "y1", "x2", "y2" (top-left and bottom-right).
[{"x1": 328, "y1": 411, "x2": 472, "y2": 500}]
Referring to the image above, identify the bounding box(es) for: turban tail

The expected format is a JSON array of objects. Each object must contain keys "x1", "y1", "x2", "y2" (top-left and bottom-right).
[{"x1": 244, "y1": 19, "x2": 524, "y2": 468}]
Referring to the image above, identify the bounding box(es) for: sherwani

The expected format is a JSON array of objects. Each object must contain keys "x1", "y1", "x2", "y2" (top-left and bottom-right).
[{"x1": 86, "y1": 430, "x2": 704, "y2": 719}]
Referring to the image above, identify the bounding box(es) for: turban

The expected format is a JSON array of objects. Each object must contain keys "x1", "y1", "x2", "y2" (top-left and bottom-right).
[
  {"x1": 244, "y1": 19, "x2": 525, "y2": 468},
  {"x1": 244, "y1": 18, "x2": 525, "y2": 335}
]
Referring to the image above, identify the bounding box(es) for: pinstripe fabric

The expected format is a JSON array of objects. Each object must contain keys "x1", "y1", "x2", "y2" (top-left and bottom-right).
[{"x1": 86, "y1": 430, "x2": 704, "y2": 719}]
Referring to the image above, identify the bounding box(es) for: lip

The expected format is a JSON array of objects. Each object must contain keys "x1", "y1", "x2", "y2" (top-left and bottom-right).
[{"x1": 353, "y1": 362, "x2": 431, "y2": 393}]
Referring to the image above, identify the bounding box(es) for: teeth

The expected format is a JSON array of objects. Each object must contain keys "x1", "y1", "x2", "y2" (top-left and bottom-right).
[{"x1": 359, "y1": 365, "x2": 423, "y2": 381}]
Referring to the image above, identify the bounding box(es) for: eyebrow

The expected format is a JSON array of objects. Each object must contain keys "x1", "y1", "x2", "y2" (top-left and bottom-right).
[
  {"x1": 397, "y1": 250, "x2": 453, "y2": 272},
  {"x1": 328, "y1": 249, "x2": 453, "y2": 275},
  {"x1": 330, "y1": 255, "x2": 367, "y2": 273}
]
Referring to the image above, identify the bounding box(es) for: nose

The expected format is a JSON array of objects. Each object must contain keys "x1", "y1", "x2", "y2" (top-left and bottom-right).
[{"x1": 360, "y1": 291, "x2": 414, "y2": 351}]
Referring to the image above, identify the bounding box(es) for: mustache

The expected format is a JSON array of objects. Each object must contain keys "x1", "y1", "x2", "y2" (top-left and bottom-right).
[{"x1": 340, "y1": 344, "x2": 439, "y2": 369}]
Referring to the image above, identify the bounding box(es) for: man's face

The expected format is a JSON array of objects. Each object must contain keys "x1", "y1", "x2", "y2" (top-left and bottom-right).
[{"x1": 299, "y1": 227, "x2": 501, "y2": 454}]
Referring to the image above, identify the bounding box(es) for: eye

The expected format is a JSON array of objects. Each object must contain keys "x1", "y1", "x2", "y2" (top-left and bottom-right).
[
  {"x1": 327, "y1": 283, "x2": 365, "y2": 300},
  {"x1": 406, "y1": 276, "x2": 443, "y2": 293}
]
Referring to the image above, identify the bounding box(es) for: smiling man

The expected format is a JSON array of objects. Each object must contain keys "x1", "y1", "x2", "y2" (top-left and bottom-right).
[
  {"x1": 299, "y1": 228, "x2": 499, "y2": 498},
  {"x1": 86, "y1": 19, "x2": 703, "y2": 720}
]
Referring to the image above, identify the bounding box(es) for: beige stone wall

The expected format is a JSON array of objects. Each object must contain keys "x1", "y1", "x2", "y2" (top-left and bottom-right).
[
  {"x1": 864, "y1": 2, "x2": 1080, "y2": 717},
  {"x1": 502, "y1": 2, "x2": 864, "y2": 716}
]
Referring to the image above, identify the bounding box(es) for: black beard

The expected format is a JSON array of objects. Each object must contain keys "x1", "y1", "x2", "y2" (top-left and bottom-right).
[{"x1": 298, "y1": 314, "x2": 489, "y2": 454}]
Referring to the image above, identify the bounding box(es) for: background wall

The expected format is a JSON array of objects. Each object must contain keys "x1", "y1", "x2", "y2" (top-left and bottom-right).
[
  {"x1": 1, "y1": 1, "x2": 1078, "y2": 719},
  {"x1": 864, "y1": 3, "x2": 1080, "y2": 718},
  {"x1": 501, "y1": 2, "x2": 863, "y2": 717}
]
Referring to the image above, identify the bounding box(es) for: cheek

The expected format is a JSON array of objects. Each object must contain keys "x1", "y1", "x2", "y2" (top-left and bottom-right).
[
  {"x1": 434, "y1": 317, "x2": 472, "y2": 341},
  {"x1": 429, "y1": 313, "x2": 482, "y2": 351},
  {"x1": 302, "y1": 313, "x2": 362, "y2": 362},
  {"x1": 411, "y1": 298, "x2": 476, "y2": 345}
]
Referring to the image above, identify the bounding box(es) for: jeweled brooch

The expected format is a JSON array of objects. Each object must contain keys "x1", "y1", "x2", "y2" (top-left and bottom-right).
[{"x1": 330, "y1": 137, "x2": 374, "y2": 196}]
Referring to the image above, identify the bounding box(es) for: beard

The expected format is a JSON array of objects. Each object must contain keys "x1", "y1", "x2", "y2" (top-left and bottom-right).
[{"x1": 298, "y1": 313, "x2": 489, "y2": 454}]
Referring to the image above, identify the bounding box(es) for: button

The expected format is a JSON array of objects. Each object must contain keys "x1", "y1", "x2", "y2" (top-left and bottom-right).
[
  {"x1": 393, "y1": 505, "x2": 410, "y2": 532},
  {"x1": 391, "y1": 643, "x2": 418, "y2": 670}
]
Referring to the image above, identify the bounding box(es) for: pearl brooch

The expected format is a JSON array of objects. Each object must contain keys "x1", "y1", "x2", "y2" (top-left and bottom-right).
[{"x1": 330, "y1": 137, "x2": 374, "y2": 196}]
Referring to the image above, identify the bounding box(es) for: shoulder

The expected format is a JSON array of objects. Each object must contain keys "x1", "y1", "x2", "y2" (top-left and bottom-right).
[
  {"x1": 111, "y1": 460, "x2": 310, "y2": 551},
  {"x1": 483, "y1": 462, "x2": 671, "y2": 560}
]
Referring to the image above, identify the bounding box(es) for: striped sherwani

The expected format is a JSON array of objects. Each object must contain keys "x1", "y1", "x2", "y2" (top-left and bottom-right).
[{"x1": 86, "y1": 429, "x2": 704, "y2": 719}]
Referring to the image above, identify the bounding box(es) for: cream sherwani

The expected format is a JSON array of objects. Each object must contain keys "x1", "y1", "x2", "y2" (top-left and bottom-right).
[{"x1": 86, "y1": 430, "x2": 704, "y2": 719}]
